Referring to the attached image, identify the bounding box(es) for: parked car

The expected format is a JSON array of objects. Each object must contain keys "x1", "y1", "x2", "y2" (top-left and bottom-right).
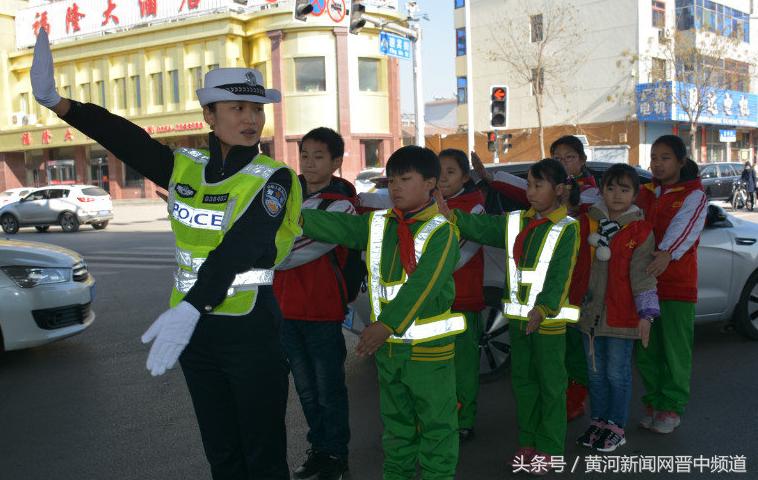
[
  {"x1": 0, "y1": 238, "x2": 95, "y2": 351},
  {"x1": 0, "y1": 188, "x2": 34, "y2": 207},
  {"x1": 0, "y1": 185, "x2": 113, "y2": 234},
  {"x1": 699, "y1": 162, "x2": 743, "y2": 201},
  {"x1": 346, "y1": 161, "x2": 758, "y2": 382}
]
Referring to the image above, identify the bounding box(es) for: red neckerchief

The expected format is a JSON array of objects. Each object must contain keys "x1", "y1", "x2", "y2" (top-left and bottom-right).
[
  {"x1": 392, "y1": 206, "x2": 425, "y2": 274},
  {"x1": 513, "y1": 216, "x2": 550, "y2": 266}
]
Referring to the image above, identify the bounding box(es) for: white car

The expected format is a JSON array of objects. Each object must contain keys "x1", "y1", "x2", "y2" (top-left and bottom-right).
[
  {"x1": 0, "y1": 238, "x2": 96, "y2": 351},
  {"x1": 0, "y1": 188, "x2": 34, "y2": 207},
  {"x1": 0, "y1": 185, "x2": 113, "y2": 233},
  {"x1": 354, "y1": 168, "x2": 385, "y2": 194}
]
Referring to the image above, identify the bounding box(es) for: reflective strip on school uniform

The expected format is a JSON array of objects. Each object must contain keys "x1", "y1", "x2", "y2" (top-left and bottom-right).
[
  {"x1": 502, "y1": 210, "x2": 579, "y2": 322},
  {"x1": 367, "y1": 210, "x2": 466, "y2": 343}
]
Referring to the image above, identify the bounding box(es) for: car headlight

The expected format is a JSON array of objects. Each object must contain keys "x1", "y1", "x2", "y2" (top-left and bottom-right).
[{"x1": 0, "y1": 266, "x2": 70, "y2": 288}]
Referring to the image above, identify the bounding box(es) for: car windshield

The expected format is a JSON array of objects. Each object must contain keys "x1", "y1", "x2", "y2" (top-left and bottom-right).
[{"x1": 82, "y1": 187, "x2": 109, "y2": 196}]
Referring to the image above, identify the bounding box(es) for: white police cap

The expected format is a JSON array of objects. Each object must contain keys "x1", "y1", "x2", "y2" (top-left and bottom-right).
[{"x1": 196, "y1": 68, "x2": 281, "y2": 106}]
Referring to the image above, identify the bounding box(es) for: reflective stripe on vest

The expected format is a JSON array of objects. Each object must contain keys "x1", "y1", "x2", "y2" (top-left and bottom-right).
[
  {"x1": 367, "y1": 209, "x2": 466, "y2": 343},
  {"x1": 175, "y1": 245, "x2": 274, "y2": 288},
  {"x1": 502, "y1": 210, "x2": 579, "y2": 322}
]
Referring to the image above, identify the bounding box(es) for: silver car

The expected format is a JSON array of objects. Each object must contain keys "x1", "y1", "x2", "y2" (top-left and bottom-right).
[
  {"x1": 0, "y1": 238, "x2": 96, "y2": 351},
  {"x1": 0, "y1": 185, "x2": 113, "y2": 234}
]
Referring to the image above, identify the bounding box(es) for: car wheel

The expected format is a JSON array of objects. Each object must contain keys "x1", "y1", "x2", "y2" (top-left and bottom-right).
[
  {"x1": 0, "y1": 213, "x2": 19, "y2": 234},
  {"x1": 59, "y1": 212, "x2": 80, "y2": 233},
  {"x1": 479, "y1": 304, "x2": 511, "y2": 383},
  {"x1": 734, "y1": 270, "x2": 758, "y2": 341},
  {"x1": 35, "y1": 225, "x2": 50, "y2": 232},
  {"x1": 92, "y1": 221, "x2": 109, "y2": 230}
]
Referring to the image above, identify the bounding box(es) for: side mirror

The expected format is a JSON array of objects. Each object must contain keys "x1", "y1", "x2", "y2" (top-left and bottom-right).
[{"x1": 705, "y1": 204, "x2": 729, "y2": 227}]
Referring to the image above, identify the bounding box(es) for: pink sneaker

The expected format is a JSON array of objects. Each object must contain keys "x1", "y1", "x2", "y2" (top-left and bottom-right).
[
  {"x1": 511, "y1": 447, "x2": 536, "y2": 472},
  {"x1": 639, "y1": 405, "x2": 656, "y2": 430},
  {"x1": 593, "y1": 422, "x2": 626, "y2": 452},
  {"x1": 651, "y1": 411, "x2": 681, "y2": 434}
]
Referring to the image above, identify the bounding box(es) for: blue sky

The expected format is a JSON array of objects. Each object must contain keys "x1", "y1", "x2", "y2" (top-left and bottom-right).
[{"x1": 398, "y1": 0, "x2": 455, "y2": 113}]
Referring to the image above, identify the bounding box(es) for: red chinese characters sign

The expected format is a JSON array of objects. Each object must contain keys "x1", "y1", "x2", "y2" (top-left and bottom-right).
[{"x1": 65, "y1": 3, "x2": 86, "y2": 33}]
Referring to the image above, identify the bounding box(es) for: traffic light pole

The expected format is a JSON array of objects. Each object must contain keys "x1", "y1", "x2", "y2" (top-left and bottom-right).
[
  {"x1": 464, "y1": 0, "x2": 474, "y2": 156},
  {"x1": 412, "y1": 23, "x2": 424, "y2": 147}
]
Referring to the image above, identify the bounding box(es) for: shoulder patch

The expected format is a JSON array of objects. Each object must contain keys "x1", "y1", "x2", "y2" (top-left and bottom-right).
[
  {"x1": 175, "y1": 183, "x2": 197, "y2": 198},
  {"x1": 262, "y1": 183, "x2": 287, "y2": 217}
]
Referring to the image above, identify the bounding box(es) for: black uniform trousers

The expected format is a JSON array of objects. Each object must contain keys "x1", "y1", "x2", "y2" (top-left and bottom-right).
[{"x1": 180, "y1": 286, "x2": 289, "y2": 480}]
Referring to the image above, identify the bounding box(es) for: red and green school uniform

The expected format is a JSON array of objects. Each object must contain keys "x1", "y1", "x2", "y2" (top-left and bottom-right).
[
  {"x1": 635, "y1": 177, "x2": 707, "y2": 414},
  {"x1": 301, "y1": 203, "x2": 463, "y2": 480},
  {"x1": 446, "y1": 187, "x2": 487, "y2": 430},
  {"x1": 452, "y1": 205, "x2": 579, "y2": 455}
]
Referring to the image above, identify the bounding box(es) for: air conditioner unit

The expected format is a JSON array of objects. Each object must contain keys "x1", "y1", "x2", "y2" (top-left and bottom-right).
[{"x1": 658, "y1": 28, "x2": 673, "y2": 43}]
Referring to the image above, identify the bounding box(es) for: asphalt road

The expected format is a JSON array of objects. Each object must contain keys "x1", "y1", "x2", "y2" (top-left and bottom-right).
[{"x1": 0, "y1": 211, "x2": 757, "y2": 479}]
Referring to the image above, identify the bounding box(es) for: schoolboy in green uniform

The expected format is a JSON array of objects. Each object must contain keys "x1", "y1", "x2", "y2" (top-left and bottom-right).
[
  {"x1": 438, "y1": 158, "x2": 579, "y2": 474},
  {"x1": 300, "y1": 146, "x2": 463, "y2": 480}
]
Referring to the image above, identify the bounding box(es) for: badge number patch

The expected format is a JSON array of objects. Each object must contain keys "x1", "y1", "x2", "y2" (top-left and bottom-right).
[
  {"x1": 263, "y1": 183, "x2": 287, "y2": 217},
  {"x1": 203, "y1": 193, "x2": 229, "y2": 204}
]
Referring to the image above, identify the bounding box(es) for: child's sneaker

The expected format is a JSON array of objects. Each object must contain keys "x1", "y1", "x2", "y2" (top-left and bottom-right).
[
  {"x1": 650, "y1": 411, "x2": 681, "y2": 434},
  {"x1": 293, "y1": 449, "x2": 324, "y2": 480},
  {"x1": 639, "y1": 405, "x2": 655, "y2": 430},
  {"x1": 593, "y1": 421, "x2": 626, "y2": 452},
  {"x1": 511, "y1": 447, "x2": 536, "y2": 471},
  {"x1": 576, "y1": 418, "x2": 606, "y2": 447}
]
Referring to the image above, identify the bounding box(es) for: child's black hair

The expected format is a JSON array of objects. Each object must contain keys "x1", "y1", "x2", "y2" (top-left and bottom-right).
[
  {"x1": 299, "y1": 127, "x2": 345, "y2": 159},
  {"x1": 602, "y1": 163, "x2": 640, "y2": 194},
  {"x1": 652, "y1": 135, "x2": 699, "y2": 181},
  {"x1": 529, "y1": 158, "x2": 581, "y2": 206},
  {"x1": 386, "y1": 145, "x2": 440, "y2": 180},
  {"x1": 438, "y1": 149, "x2": 470, "y2": 175},
  {"x1": 439, "y1": 148, "x2": 477, "y2": 190},
  {"x1": 550, "y1": 135, "x2": 587, "y2": 161}
]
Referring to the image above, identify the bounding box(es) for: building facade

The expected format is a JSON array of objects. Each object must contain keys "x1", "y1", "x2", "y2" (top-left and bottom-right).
[
  {"x1": 454, "y1": 0, "x2": 758, "y2": 167},
  {"x1": 0, "y1": 0, "x2": 403, "y2": 199}
]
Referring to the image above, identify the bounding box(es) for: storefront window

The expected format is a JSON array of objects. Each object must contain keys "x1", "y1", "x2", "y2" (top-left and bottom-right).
[
  {"x1": 294, "y1": 57, "x2": 326, "y2": 92},
  {"x1": 124, "y1": 165, "x2": 144, "y2": 188}
]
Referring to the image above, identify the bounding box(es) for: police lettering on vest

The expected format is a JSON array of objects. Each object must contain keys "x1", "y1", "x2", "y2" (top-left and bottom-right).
[{"x1": 171, "y1": 200, "x2": 225, "y2": 231}]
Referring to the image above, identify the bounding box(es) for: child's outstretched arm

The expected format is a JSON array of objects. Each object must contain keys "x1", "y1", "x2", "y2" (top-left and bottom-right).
[
  {"x1": 301, "y1": 209, "x2": 370, "y2": 250},
  {"x1": 435, "y1": 190, "x2": 506, "y2": 248}
]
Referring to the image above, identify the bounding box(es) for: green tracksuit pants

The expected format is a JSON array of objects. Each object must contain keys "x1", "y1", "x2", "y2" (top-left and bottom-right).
[
  {"x1": 636, "y1": 300, "x2": 695, "y2": 414},
  {"x1": 376, "y1": 344, "x2": 459, "y2": 480},
  {"x1": 510, "y1": 322, "x2": 567, "y2": 455},
  {"x1": 565, "y1": 325, "x2": 588, "y2": 386},
  {"x1": 454, "y1": 310, "x2": 481, "y2": 429}
]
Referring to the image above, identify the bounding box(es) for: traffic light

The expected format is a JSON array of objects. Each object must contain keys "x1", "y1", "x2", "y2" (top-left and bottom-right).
[
  {"x1": 350, "y1": 1, "x2": 367, "y2": 35},
  {"x1": 489, "y1": 85, "x2": 508, "y2": 130},
  {"x1": 487, "y1": 132, "x2": 496, "y2": 152},
  {"x1": 294, "y1": 0, "x2": 314, "y2": 22},
  {"x1": 500, "y1": 132, "x2": 513, "y2": 153}
]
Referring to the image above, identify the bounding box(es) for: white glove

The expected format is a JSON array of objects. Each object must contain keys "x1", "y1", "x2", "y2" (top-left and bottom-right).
[
  {"x1": 30, "y1": 29, "x2": 62, "y2": 109},
  {"x1": 141, "y1": 301, "x2": 201, "y2": 376}
]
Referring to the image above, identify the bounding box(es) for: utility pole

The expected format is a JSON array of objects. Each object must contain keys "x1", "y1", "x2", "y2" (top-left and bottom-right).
[
  {"x1": 408, "y1": 1, "x2": 425, "y2": 147},
  {"x1": 464, "y1": 0, "x2": 474, "y2": 155}
]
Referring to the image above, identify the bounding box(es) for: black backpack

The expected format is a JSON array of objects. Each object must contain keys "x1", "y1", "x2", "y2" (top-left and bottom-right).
[{"x1": 317, "y1": 198, "x2": 367, "y2": 311}]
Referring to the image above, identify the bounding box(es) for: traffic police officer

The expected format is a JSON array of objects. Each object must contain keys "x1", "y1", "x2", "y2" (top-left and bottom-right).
[{"x1": 31, "y1": 30, "x2": 301, "y2": 479}]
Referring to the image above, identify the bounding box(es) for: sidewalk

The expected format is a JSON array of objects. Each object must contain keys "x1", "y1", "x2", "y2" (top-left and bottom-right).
[{"x1": 109, "y1": 201, "x2": 170, "y2": 232}]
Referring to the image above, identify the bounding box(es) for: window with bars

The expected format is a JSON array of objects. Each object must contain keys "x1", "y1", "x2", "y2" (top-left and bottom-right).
[
  {"x1": 530, "y1": 14, "x2": 543, "y2": 42},
  {"x1": 652, "y1": 1, "x2": 666, "y2": 28}
]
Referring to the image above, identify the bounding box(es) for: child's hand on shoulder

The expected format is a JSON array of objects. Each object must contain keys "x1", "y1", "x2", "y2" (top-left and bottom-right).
[
  {"x1": 526, "y1": 308, "x2": 544, "y2": 335},
  {"x1": 356, "y1": 322, "x2": 392, "y2": 357},
  {"x1": 646, "y1": 250, "x2": 672, "y2": 277},
  {"x1": 433, "y1": 189, "x2": 452, "y2": 219}
]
